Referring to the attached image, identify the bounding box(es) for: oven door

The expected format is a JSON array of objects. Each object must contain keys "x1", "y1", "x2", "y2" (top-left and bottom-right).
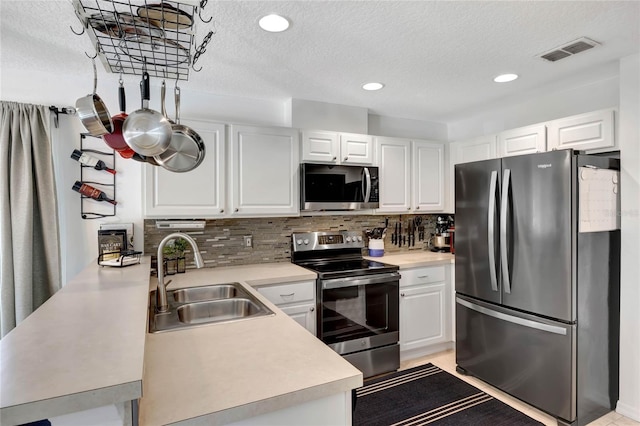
[{"x1": 319, "y1": 272, "x2": 400, "y2": 355}]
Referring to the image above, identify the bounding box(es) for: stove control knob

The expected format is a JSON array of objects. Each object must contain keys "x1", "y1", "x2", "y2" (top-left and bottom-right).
[
  {"x1": 296, "y1": 239, "x2": 303, "y2": 245},
  {"x1": 303, "y1": 239, "x2": 309, "y2": 245},
  {"x1": 346, "y1": 236, "x2": 352, "y2": 242},
  {"x1": 357, "y1": 236, "x2": 362, "y2": 242}
]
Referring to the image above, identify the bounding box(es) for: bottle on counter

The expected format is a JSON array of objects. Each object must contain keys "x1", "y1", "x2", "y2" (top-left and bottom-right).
[
  {"x1": 71, "y1": 181, "x2": 117, "y2": 205},
  {"x1": 70, "y1": 149, "x2": 116, "y2": 175}
]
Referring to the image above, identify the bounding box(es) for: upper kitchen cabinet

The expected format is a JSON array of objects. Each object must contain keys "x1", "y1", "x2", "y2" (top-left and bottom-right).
[
  {"x1": 230, "y1": 124, "x2": 300, "y2": 216},
  {"x1": 301, "y1": 130, "x2": 374, "y2": 165},
  {"x1": 497, "y1": 124, "x2": 546, "y2": 157},
  {"x1": 376, "y1": 137, "x2": 446, "y2": 213},
  {"x1": 143, "y1": 121, "x2": 226, "y2": 218},
  {"x1": 547, "y1": 109, "x2": 615, "y2": 152}
]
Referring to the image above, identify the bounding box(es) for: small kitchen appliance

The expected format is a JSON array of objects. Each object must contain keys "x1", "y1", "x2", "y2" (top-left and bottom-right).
[
  {"x1": 291, "y1": 231, "x2": 400, "y2": 378},
  {"x1": 300, "y1": 164, "x2": 379, "y2": 211},
  {"x1": 430, "y1": 215, "x2": 453, "y2": 252}
]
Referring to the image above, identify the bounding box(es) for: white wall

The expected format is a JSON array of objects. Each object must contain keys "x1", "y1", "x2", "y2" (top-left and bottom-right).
[
  {"x1": 368, "y1": 114, "x2": 448, "y2": 141},
  {"x1": 287, "y1": 98, "x2": 369, "y2": 133},
  {"x1": 616, "y1": 53, "x2": 640, "y2": 421}
]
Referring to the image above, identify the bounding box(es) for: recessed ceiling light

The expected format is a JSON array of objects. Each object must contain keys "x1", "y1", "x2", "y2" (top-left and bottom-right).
[
  {"x1": 259, "y1": 14, "x2": 290, "y2": 32},
  {"x1": 362, "y1": 82, "x2": 385, "y2": 91},
  {"x1": 494, "y1": 73, "x2": 519, "y2": 83}
]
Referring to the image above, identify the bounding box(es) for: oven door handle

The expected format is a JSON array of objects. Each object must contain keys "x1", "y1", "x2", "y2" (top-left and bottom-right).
[{"x1": 321, "y1": 272, "x2": 401, "y2": 290}]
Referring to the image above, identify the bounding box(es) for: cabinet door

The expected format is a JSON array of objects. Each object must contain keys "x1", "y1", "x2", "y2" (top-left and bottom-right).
[
  {"x1": 547, "y1": 109, "x2": 615, "y2": 151},
  {"x1": 498, "y1": 124, "x2": 546, "y2": 157},
  {"x1": 301, "y1": 130, "x2": 339, "y2": 163},
  {"x1": 280, "y1": 304, "x2": 317, "y2": 335},
  {"x1": 400, "y1": 283, "x2": 448, "y2": 352},
  {"x1": 340, "y1": 133, "x2": 374, "y2": 165},
  {"x1": 143, "y1": 121, "x2": 226, "y2": 217},
  {"x1": 412, "y1": 140, "x2": 445, "y2": 212},
  {"x1": 230, "y1": 124, "x2": 300, "y2": 216},
  {"x1": 376, "y1": 137, "x2": 411, "y2": 213}
]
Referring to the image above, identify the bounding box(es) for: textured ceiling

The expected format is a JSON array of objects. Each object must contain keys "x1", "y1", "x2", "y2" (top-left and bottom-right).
[{"x1": 1, "y1": 1, "x2": 639, "y2": 123}]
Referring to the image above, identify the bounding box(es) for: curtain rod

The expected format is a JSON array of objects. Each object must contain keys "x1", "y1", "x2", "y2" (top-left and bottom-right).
[{"x1": 49, "y1": 105, "x2": 76, "y2": 128}]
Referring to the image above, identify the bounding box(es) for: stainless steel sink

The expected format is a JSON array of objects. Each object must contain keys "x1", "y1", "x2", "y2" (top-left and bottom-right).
[
  {"x1": 149, "y1": 283, "x2": 274, "y2": 333},
  {"x1": 173, "y1": 283, "x2": 247, "y2": 303},
  {"x1": 177, "y1": 298, "x2": 269, "y2": 324}
]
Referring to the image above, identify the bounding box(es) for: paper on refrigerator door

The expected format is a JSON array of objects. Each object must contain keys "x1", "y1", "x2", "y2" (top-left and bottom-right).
[{"x1": 578, "y1": 166, "x2": 620, "y2": 232}]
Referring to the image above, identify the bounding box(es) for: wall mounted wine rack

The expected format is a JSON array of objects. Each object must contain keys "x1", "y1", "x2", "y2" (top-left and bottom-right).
[{"x1": 78, "y1": 134, "x2": 117, "y2": 219}]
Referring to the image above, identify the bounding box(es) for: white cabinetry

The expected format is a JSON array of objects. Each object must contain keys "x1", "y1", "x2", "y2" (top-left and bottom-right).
[
  {"x1": 399, "y1": 265, "x2": 452, "y2": 361},
  {"x1": 497, "y1": 124, "x2": 546, "y2": 157},
  {"x1": 547, "y1": 109, "x2": 615, "y2": 152},
  {"x1": 376, "y1": 137, "x2": 446, "y2": 213},
  {"x1": 257, "y1": 281, "x2": 316, "y2": 335},
  {"x1": 448, "y1": 135, "x2": 497, "y2": 212},
  {"x1": 143, "y1": 121, "x2": 226, "y2": 217},
  {"x1": 301, "y1": 130, "x2": 373, "y2": 165},
  {"x1": 230, "y1": 124, "x2": 300, "y2": 216}
]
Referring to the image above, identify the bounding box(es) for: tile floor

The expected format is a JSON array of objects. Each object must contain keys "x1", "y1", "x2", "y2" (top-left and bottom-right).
[{"x1": 400, "y1": 349, "x2": 639, "y2": 426}]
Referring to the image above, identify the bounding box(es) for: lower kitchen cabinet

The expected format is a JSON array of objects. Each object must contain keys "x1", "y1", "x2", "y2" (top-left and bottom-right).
[
  {"x1": 257, "y1": 280, "x2": 316, "y2": 335},
  {"x1": 399, "y1": 265, "x2": 452, "y2": 361}
]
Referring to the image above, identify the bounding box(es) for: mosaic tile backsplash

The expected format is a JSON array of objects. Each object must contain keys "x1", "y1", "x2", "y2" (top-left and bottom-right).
[{"x1": 144, "y1": 214, "x2": 452, "y2": 269}]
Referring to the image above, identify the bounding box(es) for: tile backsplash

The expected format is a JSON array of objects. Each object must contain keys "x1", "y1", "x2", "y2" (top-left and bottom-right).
[{"x1": 144, "y1": 214, "x2": 451, "y2": 269}]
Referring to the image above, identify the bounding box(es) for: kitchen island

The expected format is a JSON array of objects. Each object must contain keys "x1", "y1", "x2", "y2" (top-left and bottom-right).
[{"x1": 0, "y1": 259, "x2": 362, "y2": 426}]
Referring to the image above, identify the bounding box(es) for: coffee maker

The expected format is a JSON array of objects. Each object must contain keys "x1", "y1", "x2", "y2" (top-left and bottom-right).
[{"x1": 430, "y1": 216, "x2": 454, "y2": 253}]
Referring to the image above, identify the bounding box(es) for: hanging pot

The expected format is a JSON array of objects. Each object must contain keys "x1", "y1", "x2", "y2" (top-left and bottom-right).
[
  {"x1": 103, "y1": 79, "x2": 136, "y2": 158},
  {"x1": 137, "y1": 3, "x2": 194, "y2": 30},
  {"x1": 153, "y1": 83, "x2": 205, "y2": 173},
  {"x1": 122, "y1": 71, "x2": 172, "y2": 156},
  {"x1": 75, "y1": 58, "x2": 113, "y2": 136}
]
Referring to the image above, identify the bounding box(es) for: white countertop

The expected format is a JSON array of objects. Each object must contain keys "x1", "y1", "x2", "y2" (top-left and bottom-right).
[
  {"x1": 0, "y1": 257, "x2": 152, "y2": 425},
  {"x1": 139, "y1": 263, "x2": 362, "y2": 425},
  {"x1": 365, "y1": 250, "x2": 455, "y2": 269}
]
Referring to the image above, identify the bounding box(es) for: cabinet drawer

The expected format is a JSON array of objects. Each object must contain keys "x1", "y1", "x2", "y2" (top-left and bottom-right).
[
  {"x1": 400, "y1": 265, "x2": 446, "y2": 286},
  {"x1": 257, "y1": 280, "x2": 315, "y2": 305}
]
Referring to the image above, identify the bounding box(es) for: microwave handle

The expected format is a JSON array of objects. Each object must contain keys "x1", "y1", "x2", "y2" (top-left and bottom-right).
[{"x1": 362, "y1": 167, "x2": 371, "y2": 202}]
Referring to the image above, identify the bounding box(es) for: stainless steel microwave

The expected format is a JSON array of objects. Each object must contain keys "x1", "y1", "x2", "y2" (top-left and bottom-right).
[{"x1": 300, "y1": 163, "x2": 379, "y2": 211}]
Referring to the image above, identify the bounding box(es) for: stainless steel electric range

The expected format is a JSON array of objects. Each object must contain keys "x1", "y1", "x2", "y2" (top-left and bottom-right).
[{"x1": 291, "y1": 230, "x2": 400, "y2": 378}]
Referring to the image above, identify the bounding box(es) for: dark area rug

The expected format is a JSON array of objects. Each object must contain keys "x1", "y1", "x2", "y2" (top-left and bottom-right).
[{"x1": 353, "y1": 363, "x2": 544, "y2": 426}]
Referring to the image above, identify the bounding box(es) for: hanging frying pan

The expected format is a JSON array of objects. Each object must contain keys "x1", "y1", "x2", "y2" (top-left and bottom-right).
[
  {"x1": 75, "y1": 58, "x2": 113, "y2": 136},
  {"x1": 153, "y1": 83, "x2": 205, "y2": 173},
  {"x1": 122, "y1": 71, "x2": 172, "y2": 156},
  {"x1": 103, "y1": 78, "x2": 136, "y2": 159},
  {"x1": 137, "y1": 3, "x2": 194, "y2": 30}
]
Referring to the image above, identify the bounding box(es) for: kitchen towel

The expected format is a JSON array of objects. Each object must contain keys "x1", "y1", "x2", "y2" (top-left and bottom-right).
[{"x1": 353, "y1": 363, "x2": 544, "y2": 426}]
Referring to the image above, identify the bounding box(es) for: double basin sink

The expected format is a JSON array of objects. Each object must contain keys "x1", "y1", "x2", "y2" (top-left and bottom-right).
[{"x1": 149, "y1": 282, "x2": 274, "y2": 333}]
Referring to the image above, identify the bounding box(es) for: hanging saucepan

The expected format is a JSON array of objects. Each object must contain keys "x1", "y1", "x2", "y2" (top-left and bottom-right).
[
  {"x1": 122, "y1": 71, "x2": 172, "y2": 156},
  {"x1": 153, "y1": 83, "x2": 205, "y2": 173},
  {"x1": 103, "y1": 78, "x2": 136, "y2": 159},
  {"x1": 75, "y1": 58, "x2": 113, "y2": 136},
  {"x1": 137, "y1": 3, "x2": 194, "y2": 30}
]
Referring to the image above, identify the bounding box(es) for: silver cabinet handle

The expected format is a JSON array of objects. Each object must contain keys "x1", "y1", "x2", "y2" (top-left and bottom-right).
[
  {"x1": 500, "y1": 169, "x2": 511, "y2": 294},
  {"x1": 280, "y1": 293, "x2": 295, "y2": 298},
  {"x1": 417, "y1": 275, "x2": 429, "y2": 279},
  {"x1": 488, "y1": 170, "x2": 498, "y2": 292},
  {"x1": 310, "y1": 306, "x2": 315, "y2": 312}
]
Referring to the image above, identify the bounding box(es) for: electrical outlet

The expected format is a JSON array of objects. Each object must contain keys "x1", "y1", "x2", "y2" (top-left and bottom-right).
[{"x1": 243, "y1": 235, "x2": 253, "y2": 248}]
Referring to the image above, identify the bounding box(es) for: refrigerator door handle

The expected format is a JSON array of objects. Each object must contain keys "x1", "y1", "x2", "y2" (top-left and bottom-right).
[
  {"x1": 457, "y1": 297, "x2": 567, "y2": 335},
  {"x1": 500, "y1": 168, "x2": 512, "y2": 294},
  {"x1": 488, "y1": 170, "x2": 498, "y2": 292}
]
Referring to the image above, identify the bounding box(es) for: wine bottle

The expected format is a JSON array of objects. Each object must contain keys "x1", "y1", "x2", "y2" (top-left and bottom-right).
[
  {"x1": 70, "y1": 149, "x2": 116, "y2": 175},
  {"x1": 71, "y1": 181, "x2": 117, "y2": 205}
]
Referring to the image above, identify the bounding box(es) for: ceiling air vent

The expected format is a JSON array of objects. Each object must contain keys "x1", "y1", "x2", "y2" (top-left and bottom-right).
[{"x1": 539, "y1": 37, "x2": 600, "y2": 62}]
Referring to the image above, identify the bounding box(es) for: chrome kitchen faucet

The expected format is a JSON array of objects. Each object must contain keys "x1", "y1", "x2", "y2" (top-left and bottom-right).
[{"x1": 156, "y1": 233, "x2": 204, "y2": 313}]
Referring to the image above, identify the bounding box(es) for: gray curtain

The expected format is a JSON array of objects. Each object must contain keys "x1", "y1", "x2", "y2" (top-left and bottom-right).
[{"x1": 0, "y1": 101, "x2": 61, "y2": 337}]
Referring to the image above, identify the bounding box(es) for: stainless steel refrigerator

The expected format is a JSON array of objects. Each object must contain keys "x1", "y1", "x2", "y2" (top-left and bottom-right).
[{"x1": 454, "y1": 150, "x2": 620, "y2": 426}]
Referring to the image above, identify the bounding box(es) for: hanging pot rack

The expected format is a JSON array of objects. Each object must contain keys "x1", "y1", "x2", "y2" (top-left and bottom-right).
[{"x1": 71, "y1": 0, "x2": 215, "y2": 81}]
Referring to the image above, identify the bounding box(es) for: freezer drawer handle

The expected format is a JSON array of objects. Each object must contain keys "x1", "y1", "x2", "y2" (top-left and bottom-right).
[
  {"x1": 457, "y1": 298, "x2": 567, "y2": 335},
  {"x1": 488, "y1": 170, "x2": 498, "y2": 292},
  {"x1": 500, "y1": 169, "x2": 512, "y2": 294}
]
